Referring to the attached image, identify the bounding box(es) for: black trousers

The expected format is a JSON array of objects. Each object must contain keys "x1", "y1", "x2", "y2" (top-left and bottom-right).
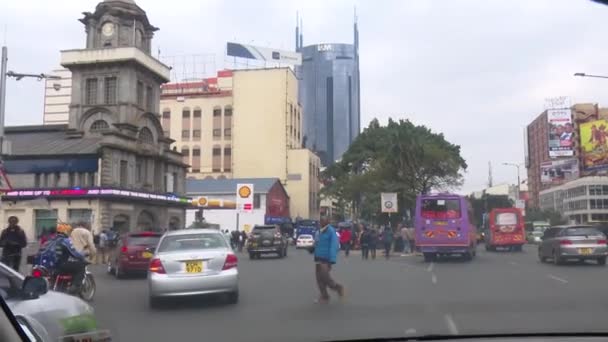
[
  {"x1": 58, "y1": 261, "x2": 87, "y2": 289},
  {"x1": 370, "y1": 245, "x2": 376, "y2": 259},
  {"x1": 384, "y1": 242, "x2": 391, "y2": 259},
  {"x1": 361, "y1": 244, "x2": 369, "y2": 259},
  {"x1": 1, "y1": 253, "x2": 21, "y2": 272}
]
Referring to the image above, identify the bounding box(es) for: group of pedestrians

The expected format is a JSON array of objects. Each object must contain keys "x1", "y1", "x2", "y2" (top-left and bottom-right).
[{"x1": 230, "y1": 230, "x2": 248, "y2": 252}]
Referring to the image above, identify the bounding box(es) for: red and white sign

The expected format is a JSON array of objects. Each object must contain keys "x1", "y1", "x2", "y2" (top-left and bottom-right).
[
  {"x1": 0, "y1": 165, "x2": 12, "y2": 192},
  {"x1": 236, "y1": 183, "x2": 254, "y2": 213}
]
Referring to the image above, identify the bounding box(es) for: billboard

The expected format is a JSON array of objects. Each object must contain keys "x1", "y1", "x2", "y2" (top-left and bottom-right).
[
  {"x1": 580, "y1": 119, "x2": 608, "y2": 171},
  {"x1": 547, "y1": 109, "x2": 574, "y2": 157},
  {"x1": 226, "y1": 42, "x2": 302, "y2": 65},
  {"x1": 540, "y1": 158, "x2": 580, "y2": 184}
]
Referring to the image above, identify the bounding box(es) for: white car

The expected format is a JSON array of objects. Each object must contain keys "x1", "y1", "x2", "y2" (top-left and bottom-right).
[{"x1": 296, "y1": 234, "x2": 314, "y2": 249}]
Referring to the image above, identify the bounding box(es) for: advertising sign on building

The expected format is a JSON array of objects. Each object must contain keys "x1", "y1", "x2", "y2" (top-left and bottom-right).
[
  {"x1": 547, "y1": 109, "x2": 574, "y2": 157},
  {"x1": 226, "y1": 42, "x2": 302, "y2": 65},
  {"x1": 236, "y1": 183, "x2": 254, "y2": 212},
  {"x1": 381, "y1": 193, "x2": 398, "y2": 213},
  {"x1": 544, "y1": 96, "x2": 571, "y2": 110},
  {"x1": 580, "y1": 119, "x2": 608, "y2": 172},
  {"x1": 540, "y1": 158, "x2": 580, "y2": 184}
]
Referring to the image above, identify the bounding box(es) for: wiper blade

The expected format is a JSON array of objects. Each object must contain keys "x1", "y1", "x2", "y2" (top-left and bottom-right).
[{"x1": 325, "y1": 332, "x2": 608, "y2": 341}]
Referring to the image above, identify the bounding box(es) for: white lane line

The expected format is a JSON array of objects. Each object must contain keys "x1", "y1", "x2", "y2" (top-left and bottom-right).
[
  {"x1": 431, "y1": 273, "x2": 437, "y2": 284},
  {"x1": 405, "y1": 328, "x2": 417, "y2": 335},
  {"x1": 547, "y1": 274, "x2": 568, "y2": 284},
  {"x1": 444, "y1": 314, "x2": 459, "y2": 335},
  {"x1": 508, "y1": 261, "x2": 518, "y2": 266},
  {"x1": 427, "y1": 262, "x2": 434, "y2": 272}
]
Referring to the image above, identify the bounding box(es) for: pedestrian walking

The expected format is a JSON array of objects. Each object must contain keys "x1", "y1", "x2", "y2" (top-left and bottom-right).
[
  {"x1": 408, "y1": 227, "x2": 416, "y2": 253},
  {"x1": 97, "y1": 229, "x2": 109, "y2": 264},
  {"x1": 339, "y1": 228, "x2": 352, "y2": 257},
  {"x1": 239, "y1": 230, "x2": 247, "y2": 252},
  {"x1": 0, "y1": 216, "x2": 27, "y2": 272},
  {"x1": 401, "y1": 226, "x2": 410, "y2": 254},
  {"x1": 231, "y1": 230, "x2": 239, "y2": 250},
  {"x1": 313, "y1": 223, "x2": 344, "y2": 304},
  {"x1": 71, "y1": 222, "x2": 97, "y2": 264},
  {"x1": 382, "y1": 226, "x2": 394, "y2": 259},
  {"x1": 369, "y1": 228, "x2": 378, "y2": 259},
  {"x1": 359, "y1": 227, "x2": 370, "y2": 260}
]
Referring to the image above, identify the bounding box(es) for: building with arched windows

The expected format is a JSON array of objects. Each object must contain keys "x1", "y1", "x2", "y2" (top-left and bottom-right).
[
  {"x1": 0, "y1": 0, "x2": 188, "y2": 240},
  {"x1": 160, "y1": 68, "x2": 321, "y2": 220}
]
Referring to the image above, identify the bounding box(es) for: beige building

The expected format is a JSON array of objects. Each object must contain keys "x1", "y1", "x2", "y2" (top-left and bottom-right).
[
  {"x1": 43, "y1": 69, "x2": 72, "y2": 124},
  {"x1": 160, "y1": 67, "x2": 320, "y2": 219}
]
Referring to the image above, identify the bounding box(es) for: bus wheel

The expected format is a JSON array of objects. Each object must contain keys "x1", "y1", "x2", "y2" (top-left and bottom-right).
[{"x1": 463, "y1": 252, "x2": 473, "y2": 261}]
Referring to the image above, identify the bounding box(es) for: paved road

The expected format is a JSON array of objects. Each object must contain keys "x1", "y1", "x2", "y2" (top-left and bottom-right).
[{"x1": 89, "y1": 245, "x2": 608, "y2": 341}]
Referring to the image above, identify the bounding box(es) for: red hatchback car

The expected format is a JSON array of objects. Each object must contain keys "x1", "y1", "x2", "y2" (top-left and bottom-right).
[{"x1": 107, "y1": 231, "x2": 162, "y2": 278}]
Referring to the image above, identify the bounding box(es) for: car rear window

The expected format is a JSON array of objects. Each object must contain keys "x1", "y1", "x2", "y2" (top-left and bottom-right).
[
  {"x1": 127, "y1": 235, "x2": 161, "y2": 246},
  {"x1": 495, "y1": 213, "x2": 518, "y2": 225},
  {"x1": 563, "y1": 227, "x2": 602, "y2": 236},
  {"x1": 253, "y1": 226, "x2": 276, "y2": 231},
  {"x1": 421, "y1": 199, "x2": 461, "y2": 219},
  {"x1": 158, "y1": 233, "x2": 228, "y2": 252},
  {"x1": 298, "y1": 220, "x2": 318, "y2": 227}
]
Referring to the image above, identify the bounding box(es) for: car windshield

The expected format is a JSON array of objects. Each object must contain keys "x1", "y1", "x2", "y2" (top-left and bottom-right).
[
  {"x1": 563, "y1": 227, "x2": 602, "y2": 236},
  {"x1": 7, "y1": 0, "x2": 608, "y2": 340},
  {"x1": 158, "y1": 233, "x2": 228, "y2": 252}
]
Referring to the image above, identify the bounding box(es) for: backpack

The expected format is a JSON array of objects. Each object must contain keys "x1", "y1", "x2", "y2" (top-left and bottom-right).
[{"x1": 34, "y1": 238, "x2": 60, "y2": 269}]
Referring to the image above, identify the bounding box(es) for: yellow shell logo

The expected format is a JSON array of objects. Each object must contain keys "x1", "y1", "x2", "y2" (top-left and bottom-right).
[
  {"x1": 198, "y1": 197, "x2": 208, "y2": 206},
  {"x1": 238, "y1": 186, "x2": 251, "y2": 198}
]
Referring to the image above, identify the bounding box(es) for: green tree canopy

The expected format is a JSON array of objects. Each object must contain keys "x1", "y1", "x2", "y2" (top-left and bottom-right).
[{"x1": 321, "y1": 118, "x2": 467, "y2": 223}]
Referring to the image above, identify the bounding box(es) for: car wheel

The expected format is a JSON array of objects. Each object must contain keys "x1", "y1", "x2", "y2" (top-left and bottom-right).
[
  {"x1": 463, "y1": 252, "x2": 472, "y2": 261},
  {"x1": 598, "y1": 256, "x2": 607, "y2": 266},
  {"x1": 227, "y1": 291, "x2": 239, "y2": 304},
  {"x1": 485, "y1": 244, "x2": 490, "y2": 251},
  {"x1": 249, "y1": 252, "x2": 255, "y2": 260},
  {"x1": 149, "y1": 296, "x2": 161, "y2": 309},
  {"x1": 553, "y1": 250, "x2": 563, "y2": 265}
]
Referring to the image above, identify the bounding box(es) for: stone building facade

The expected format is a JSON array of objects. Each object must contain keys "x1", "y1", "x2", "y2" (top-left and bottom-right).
[{"x1": 0, "y1": 0, "x2": 188, "y2": 239}]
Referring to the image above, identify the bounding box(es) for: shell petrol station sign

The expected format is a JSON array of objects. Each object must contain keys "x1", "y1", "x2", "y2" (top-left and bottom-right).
[{"x1": 236, "y1": 183, "x2": 254, "y2": 213}]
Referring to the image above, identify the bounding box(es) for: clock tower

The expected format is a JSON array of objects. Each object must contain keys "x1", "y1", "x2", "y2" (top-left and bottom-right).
[{"x1": 60, "y1": 0, "x2": 171, "y2": 144}]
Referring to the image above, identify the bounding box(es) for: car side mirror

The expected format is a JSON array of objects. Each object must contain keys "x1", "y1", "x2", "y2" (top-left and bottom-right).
[{"x1": 21, "y1": 276, "x2": 47, "y2": 300}]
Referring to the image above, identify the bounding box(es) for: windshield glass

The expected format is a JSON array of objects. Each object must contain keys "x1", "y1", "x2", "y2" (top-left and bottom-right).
[
  {"x1": 158, "y1": 233, "x2": 228, "y2": 252},
  {"x1": 7, "y1": 0, "x2": 608, "y2": 340},
  {"x1": 563, "y1": 227, "x2": 603, "y2": 236},
  {"x1": 421, "y1": 199, "x2": 461, "y2": 219}
]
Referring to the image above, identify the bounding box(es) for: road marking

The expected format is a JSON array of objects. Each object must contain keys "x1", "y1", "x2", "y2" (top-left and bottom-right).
[
  {"x1": 405, "y1": 328, "x2": 417, "y2": 335},
  {"x1": 547, "y1": 274, "x2": 568, "y2": 284},
  {"x1": 431, "y1": 273, "x2": 437, "y2": 284},
  {"x1": 509, "y1": 261, "x2": 518, "y2": 266},
  {"x1": 427, "y1": 262, "x2": 434, "y2": 272},
  {"x1": 444, "y1": 314, "x2": 459, "y2": 335}
]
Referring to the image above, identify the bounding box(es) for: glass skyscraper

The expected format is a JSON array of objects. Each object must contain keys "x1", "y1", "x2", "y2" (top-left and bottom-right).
[{"x1": 296, "y1": 22, "x2": 361, "y2": 166}]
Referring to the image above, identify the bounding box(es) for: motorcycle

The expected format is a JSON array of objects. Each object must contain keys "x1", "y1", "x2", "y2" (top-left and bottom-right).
[{"x1": 31, "y1": 263, "x2": 96, "y2": 301}]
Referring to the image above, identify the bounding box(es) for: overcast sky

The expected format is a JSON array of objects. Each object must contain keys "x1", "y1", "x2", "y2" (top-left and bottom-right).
[{"x1": 1, "y1": 0, "x2": 608, "y2": 194}]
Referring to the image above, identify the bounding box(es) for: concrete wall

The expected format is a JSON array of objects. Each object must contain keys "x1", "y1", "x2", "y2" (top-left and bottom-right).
[{"x1": 286, "y1": 149, "x2": 320, "y2": 219}]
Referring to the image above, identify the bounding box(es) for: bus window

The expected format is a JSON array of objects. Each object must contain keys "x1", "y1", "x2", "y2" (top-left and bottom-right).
[
  {"x1": 421, "y1": 199, "x2": 461, "y2": 219},
  {"x1": 495, "y1": 212, "x2": 518, "y2": 226}
]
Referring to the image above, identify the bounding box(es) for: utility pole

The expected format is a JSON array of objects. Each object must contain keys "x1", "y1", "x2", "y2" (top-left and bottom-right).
[{"x1": 487, "y1": 161, "x2": 493, "y2": 188}]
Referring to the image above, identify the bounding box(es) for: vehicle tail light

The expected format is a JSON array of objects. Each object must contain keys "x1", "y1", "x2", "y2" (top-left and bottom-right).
[
  {"x1": 560, "y1": 240, "x2": 573, "y2": 245},
  {"x1": 598, "y1": 239, "x2": 607, "y2": 244},
  {"x1": 223, "y1": 253, "x2": 238, "y2": 270},
  {"x1": 149, "y1": 258, "x2": 166, "y2": 274},
  {"x1": 32, "y1": 268, "x2": 43, "y2": 278},
  {"x1": 121, "y1": 246, "x2": 128, "y2": 254}
]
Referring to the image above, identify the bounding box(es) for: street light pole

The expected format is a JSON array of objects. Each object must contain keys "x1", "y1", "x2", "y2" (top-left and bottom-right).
[
  {"x1": 0, "y1": 45, "x2": 61, "y2": 161},
  {"x1": 573, "y1": 72, "x2": 608, "y2": 79},
  {"x1": 503, "y1": 162, "x2": 522, "y2": 199}
]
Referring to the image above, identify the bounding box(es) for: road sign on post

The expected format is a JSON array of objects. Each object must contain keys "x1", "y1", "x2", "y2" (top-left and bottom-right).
[
  {"x1": 236, "y1": 183, "x2": 254, "y2": 213},
  {"x1": 381, "y1": 193, "x2": 398, "y2": 213}
]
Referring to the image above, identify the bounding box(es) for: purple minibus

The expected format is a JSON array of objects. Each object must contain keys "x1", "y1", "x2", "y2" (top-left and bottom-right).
[{"x1": 414, "y1": 193, "x2": 477, "y2": 262}]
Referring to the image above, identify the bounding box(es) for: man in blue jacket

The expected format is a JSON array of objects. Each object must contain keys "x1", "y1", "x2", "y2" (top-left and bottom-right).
[{"x1": 313, "y1": 222, "x2": 344, "y2": 304}]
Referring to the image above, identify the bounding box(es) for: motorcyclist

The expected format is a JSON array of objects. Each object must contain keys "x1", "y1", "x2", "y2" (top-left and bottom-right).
[{"x1": 36, "y1": 223, "x2": 87, "y2": 294}]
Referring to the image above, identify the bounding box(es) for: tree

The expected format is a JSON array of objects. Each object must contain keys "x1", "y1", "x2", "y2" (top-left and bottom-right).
[
  {"x1": 467, "y1": 194, "x2": 514, "y2": 227},
  {"x1": 320, "y1": 118, "x2": 467, "y2": 223}
]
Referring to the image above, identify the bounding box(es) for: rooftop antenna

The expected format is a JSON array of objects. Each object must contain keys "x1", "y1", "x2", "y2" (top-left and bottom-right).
[
  {"x1": 295, "y1": 11, "x2": 299, "y2": 51},
  {"x1": 299, "y1": 16, "x2": 303, "y2": 50}
]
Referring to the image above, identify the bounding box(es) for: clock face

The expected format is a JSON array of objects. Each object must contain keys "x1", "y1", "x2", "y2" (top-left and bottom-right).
[{"x1": 102, "y1": 22, "x2": 115, "y2": 37}]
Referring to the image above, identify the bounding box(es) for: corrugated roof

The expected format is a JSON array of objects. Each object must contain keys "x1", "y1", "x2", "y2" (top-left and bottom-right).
[
  {"x1": 5, "y1": 125, "x2": 101, "y2": 156},
  {"x1": 186, "y1": 178, "x2": 282, "y2": 195}
]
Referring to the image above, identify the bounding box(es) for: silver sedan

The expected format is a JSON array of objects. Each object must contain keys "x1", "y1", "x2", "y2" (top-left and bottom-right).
[
  {"x1": 147, "y1": 229, "x2": 239, "y2": 308},
  {"x1": 538, "y1": 226, "x2": 608, "y2": 265}
]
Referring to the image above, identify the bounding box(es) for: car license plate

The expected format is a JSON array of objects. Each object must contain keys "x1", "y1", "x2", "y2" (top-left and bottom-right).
[
  {"x1": 141, "y1": 251, "x2": 153, "y2": 259},
  {"x1": 579, "y1": 248, "x2": 593, "y2": 255},
  {"x1": 435, "y1": 221, "x2": 448, "y2": 226},
  {"x1": 185, "y1": 261, "x2": 203, "y2": 273}
]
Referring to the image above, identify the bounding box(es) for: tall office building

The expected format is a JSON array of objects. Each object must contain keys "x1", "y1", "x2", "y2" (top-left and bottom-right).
[{"x1": 296, "y1": 18, "x2": 361, "y2": 166}]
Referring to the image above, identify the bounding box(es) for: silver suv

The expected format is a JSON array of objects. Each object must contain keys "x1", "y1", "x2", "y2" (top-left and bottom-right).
[{"x1": 538, "y1": 226, "x2": 608, "y2": 265}]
